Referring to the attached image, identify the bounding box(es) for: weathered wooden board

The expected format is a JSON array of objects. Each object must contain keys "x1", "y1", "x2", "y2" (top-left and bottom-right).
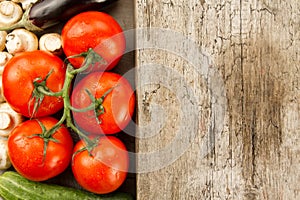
[{"x1": 135, "y1": 0, "x2": 299, "y2": 199}]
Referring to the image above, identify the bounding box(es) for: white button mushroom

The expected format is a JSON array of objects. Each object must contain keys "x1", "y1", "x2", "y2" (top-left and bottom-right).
[
  {"x1": 11, "y1": 0, "x2": 39, "y2": 10},
  {"x1": 0, "y1": 103, "x2": 23, "y2": 137},
  {"x1": 0, "y1": 52, "x2": 12, "y2": 74},
  {"x1": 5, "y1": 28, "x2": 38, "y2": 54},
  {"x1": 0, "y1": 113, "x2": 11, "y2": 130},
  {"x1": 39, "y1": 33, "x2": 62, "y2": 55},
  {"x1": 0, "y1": 76, "x2": 4, "y2": 103},
  {"x1": 0, "y1": 1, "x2": 23, "y2": 28},
  {"x1": 0, "y1": 52, "x2": 12, "y2": 102},
  {"x1": 0, "y1": 31, "x2": 7, "y2": 52},
  {"x1": 0, "y1": 139, "x2": 11, "y2": 170}
]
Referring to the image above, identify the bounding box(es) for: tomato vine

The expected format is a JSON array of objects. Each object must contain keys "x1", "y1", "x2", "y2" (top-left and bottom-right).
[{"x1": 35, "y1": 48, "x2": 109, "y2": 154}]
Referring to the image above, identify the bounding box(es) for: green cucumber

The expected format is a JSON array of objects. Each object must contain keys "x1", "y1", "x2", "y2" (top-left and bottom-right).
[{"x1": 0, "y1": 171, "x2": 133, "y2": 200}]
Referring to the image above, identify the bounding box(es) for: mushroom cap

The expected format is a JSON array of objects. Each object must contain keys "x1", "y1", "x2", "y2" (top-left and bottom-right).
[
  {"x1": 5, "y1": 28, "x2": 38, "y2": 54},
  {"x1": 0, "y1": 31, "x2": 7, "y2": 51},
  {"x1": 0, "y1": 1, "x2": 23, "y2": 27},
  {"x1": 0, "y1": 103, "x2": 23, "y2": 137},
  {"x1": 0, "y1": 52, "x2": 13, "y2": 75},
  {"x1": 39, "y1": 33, "x2": 62, "y2": 55},
  {"x1": 0, "y1": 139, "x2": 11, "y2": 170}
]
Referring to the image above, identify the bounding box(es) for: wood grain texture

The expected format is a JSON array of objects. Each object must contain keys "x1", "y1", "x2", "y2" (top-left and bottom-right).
[{"x1": 135, "y1": 0, "x2": 299, "y2": 199}]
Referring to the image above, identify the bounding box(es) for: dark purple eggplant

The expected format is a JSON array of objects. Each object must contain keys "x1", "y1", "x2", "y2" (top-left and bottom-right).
[{"x1": 0, "y1": 0, "x2": 118, "y2": 32}]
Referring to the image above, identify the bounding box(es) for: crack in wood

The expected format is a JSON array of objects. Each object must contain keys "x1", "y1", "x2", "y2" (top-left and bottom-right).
[{"x1": 136, "y1": 0, "x2": 299, "y2": 199}]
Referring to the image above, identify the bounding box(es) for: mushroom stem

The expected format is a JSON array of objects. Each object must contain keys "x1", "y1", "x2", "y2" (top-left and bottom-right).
[
  {"x1": 0, "y1": 103, "x2": 23, "y2": 137},
  {"x1": 39, "y1": 33, "x2": 62, "y2": 55}
]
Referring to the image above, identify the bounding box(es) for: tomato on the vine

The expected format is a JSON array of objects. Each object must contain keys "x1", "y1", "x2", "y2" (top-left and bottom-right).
[
  {"x1": 72, "y1": 136, "x2": 128, "y2": 194},
  {"x1": 71, "y1": 72, "x2": 135, "y2": 135},
  {"x1": 61, "y1": 11, "x2": 125, "y2": 71},
  {"x1": 8, "y1": 117, "x2": 73, "y2": 181},
  {"x1": 2, "y1": 50, "x2": 65, "y2": 118}
]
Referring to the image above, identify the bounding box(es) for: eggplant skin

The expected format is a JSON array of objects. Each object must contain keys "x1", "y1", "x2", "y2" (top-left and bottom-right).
[{"x1": 29, "y1": 0, "x2": 118, "y2": 29}]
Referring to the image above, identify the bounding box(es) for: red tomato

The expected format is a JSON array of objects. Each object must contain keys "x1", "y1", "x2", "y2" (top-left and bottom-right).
[
  {"x1": 71, "y1": 72, "x2": 135, "y2": 135},
  {"x1": 61, "y1": 11, "x2": 125, "y2": 71},
  {"x1": 8, "y1": 117, "x2": 73, "y2": 181},
  {"x1": 72, "y1": 136, "x2": 128, "y2": 194},
  {"x1": 2, "y1": 50, "x2": 65, "y2": 118}
]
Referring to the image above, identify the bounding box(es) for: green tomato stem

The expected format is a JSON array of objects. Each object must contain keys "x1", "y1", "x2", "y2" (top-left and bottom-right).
[
  {"x1": 62, "y1": 67, "x2": 92, "y2": 143},
  {"x1": 41, "y1": 49, "x2": 106, "y2": 149},
  {"x1": 37, "y1": 86, "x2": 63, "y2": 97},
  {"x1": 69, "y1": 104, "x2": 95, "y2": 113}
]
